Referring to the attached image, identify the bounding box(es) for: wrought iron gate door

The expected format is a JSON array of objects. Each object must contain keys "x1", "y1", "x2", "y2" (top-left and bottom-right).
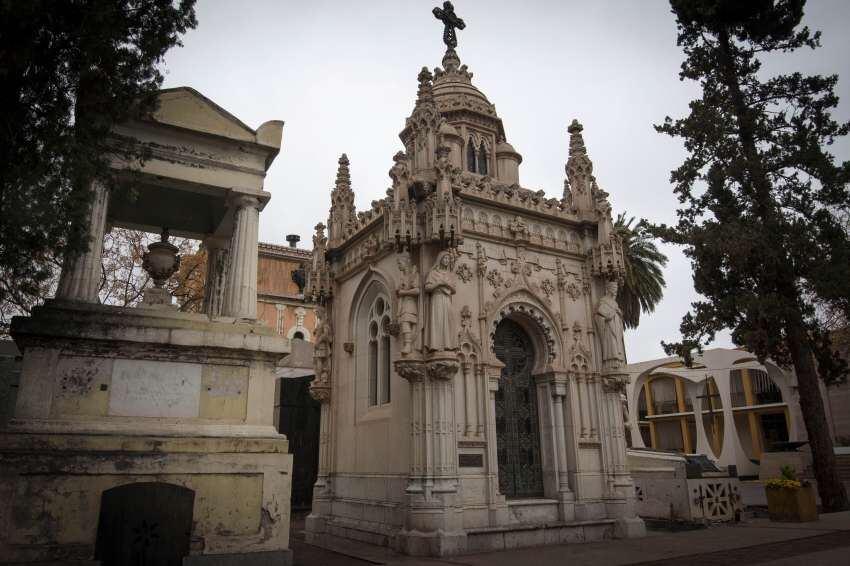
[{"x1": 494, "y1": 319, "x2": 544, "y2": 498}]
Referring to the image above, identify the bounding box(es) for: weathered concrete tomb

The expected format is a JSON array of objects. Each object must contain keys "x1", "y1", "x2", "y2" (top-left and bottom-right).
[
  {"x1": 0, "y1": 88, "x2": 294, "y2": 564},
  {"x1": 302, "y1": 4, "x2": 645, "y2": 557}
]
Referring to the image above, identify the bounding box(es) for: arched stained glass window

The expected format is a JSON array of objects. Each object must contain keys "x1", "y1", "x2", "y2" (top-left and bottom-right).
[
  {"x1": 467, "y1": 138, "x2": 477, "y2": 173},
  {"x1": 365, "y1": 296, "x2": 391, "y2": 406}
]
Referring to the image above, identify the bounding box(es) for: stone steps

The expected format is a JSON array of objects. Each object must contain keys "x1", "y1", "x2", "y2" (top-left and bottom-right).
[{"x1": 466, "y1": 519, "x2": 617, "y2": 553}]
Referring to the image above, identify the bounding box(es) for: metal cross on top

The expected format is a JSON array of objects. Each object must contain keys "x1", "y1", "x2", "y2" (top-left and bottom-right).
[{"x1": 433, "y1": 1, "x2": 465, "y2": 49}]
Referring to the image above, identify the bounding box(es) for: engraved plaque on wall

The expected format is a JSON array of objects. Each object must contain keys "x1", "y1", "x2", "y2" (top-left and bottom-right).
[
  {"x1": 459, "y1": 453, "x2": 484, "y2": 468},
  {"x1": 109, "y1": 359, "x2": 202, "y2": 418}
]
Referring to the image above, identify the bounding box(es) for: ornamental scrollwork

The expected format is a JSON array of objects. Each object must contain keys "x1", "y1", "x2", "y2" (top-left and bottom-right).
[
  {"x1": 456, "y1": 262, "x2": 474, "y2": 283},
  {"x1": 486, "y1": 268, "x2": 504, "y2": 289}
]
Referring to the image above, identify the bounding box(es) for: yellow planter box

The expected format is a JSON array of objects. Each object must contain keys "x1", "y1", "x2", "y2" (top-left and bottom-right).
[{"x1": 765, "y1": 484, "x2": 818, "y2": 522}]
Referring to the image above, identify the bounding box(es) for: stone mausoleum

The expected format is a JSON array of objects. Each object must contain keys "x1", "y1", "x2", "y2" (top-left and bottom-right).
[
  {"x1": 0, "y1": 88, "x2": 294, "y2": 564},
  {"x1": 303, "y1": 4, "x2": 645, "y2": 556}
]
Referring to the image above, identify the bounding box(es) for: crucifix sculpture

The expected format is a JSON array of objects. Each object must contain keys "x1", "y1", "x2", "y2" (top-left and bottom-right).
[{"x1": 433, "y1": 1, "x2": 465, "y2": 49}]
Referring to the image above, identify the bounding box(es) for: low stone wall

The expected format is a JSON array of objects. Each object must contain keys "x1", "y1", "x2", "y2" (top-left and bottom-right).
[{"x1": 628, "y1": 449, "x2": 741, "y2": 522}]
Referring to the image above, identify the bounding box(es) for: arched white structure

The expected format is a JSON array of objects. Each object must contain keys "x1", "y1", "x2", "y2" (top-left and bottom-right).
[{"x1": 625, "y1": 348, "x2": 806, "y2": 477}]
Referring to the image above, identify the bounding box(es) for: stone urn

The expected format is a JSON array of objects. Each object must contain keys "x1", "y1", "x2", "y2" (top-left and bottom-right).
[
  {"x1": 142, "y1": 229, "x2": 181, "y2": 288},
  {"x1": 139, "y1": 229, "x2": 180, "y2": 309}
]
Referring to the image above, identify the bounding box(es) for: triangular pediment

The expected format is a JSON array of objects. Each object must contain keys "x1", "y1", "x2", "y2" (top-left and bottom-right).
[{"x1": 151, "y1": 87, "x2": 256, "y2": 142}]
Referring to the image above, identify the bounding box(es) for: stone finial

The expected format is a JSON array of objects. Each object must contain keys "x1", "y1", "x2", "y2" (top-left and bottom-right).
[
  {"x1": 417, "y1": 67, "x2": 434, "y2": 103},
  {"x1": 565, "y1": 119, "x2": 595, "y2": 212},
  {"x1": 568, "y1": 119, "x2": 587, "y2": 157},
  {"x1": 335, "y1": 153, "x2": 351, "y2": 189},
  {"x1": 441, "y1": 48, "x2": 461, "y2": 72},
  {"x1": 329, "y1": 154, "x2": 356, "y2": 246}
]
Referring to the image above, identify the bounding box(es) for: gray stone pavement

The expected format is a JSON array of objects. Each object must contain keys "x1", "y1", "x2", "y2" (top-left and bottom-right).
[{"x1": 291, "y1": 511, "x2": 850, "y2": 566}]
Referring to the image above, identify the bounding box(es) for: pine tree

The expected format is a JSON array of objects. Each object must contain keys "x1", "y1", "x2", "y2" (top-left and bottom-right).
[
  {"x1": 0, "y1": 0, "x2": 197, "y2": 328},
  {"x1": 654, "y1": 0, "x2": 850, "y2": 511},
  {"x1": 615, "y1": 213, "x2": 668, "y2": 329}
]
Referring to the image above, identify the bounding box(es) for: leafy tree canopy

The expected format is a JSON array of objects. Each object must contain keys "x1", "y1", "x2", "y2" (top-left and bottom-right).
[
  {"x1": 653, "y1": 0, "x2": 849, "y2": 511},
  {"x1": 0, "y1": 0, "x2": 197, "y2": 326}
]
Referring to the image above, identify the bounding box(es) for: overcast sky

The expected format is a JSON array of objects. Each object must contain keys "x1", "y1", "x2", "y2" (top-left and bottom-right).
[{"x1": 160, "y1": 0, "x2": 850, "y2": 362}]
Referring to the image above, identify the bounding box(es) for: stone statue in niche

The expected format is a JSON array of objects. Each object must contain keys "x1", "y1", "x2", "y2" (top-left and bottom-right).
[
  {"x1": 389, "y1": 151, "x2": 411, "y2": 204},
  {"x1": 425, "y1": 250, "x2": 458, "y2": 351},
  {"x1": 594, "y1": 280, "x2": 626, "y2": 371},
  {"x1": 396, "y1": 253, "x2": 420, "y2": 356},
  {"x1": 596, "y1": 191, "x2": 615, "y2": 243},
  {"x1": 312, "y1": 305, "x2": 333, "y2": 387}
]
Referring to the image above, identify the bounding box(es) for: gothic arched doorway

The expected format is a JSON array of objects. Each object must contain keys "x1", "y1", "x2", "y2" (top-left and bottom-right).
[{"x1": 494, "y1": 318, "x2": 544, "y2": 498}]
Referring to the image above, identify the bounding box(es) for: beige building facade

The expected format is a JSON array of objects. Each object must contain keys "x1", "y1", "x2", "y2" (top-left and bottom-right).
[
  {"x1": 303, "y1": 33, "x2": 644, "y2": 556},
  {"x1": 256, "y1": 241, "x2": 317, "y2": 342}
]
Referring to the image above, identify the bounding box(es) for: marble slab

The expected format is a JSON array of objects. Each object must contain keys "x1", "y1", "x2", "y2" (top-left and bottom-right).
[{"x1": 109, "y1": 359, "x2": 202, "y2": 418}]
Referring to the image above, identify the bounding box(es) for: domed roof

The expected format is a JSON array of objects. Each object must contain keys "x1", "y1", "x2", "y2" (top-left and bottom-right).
[
  {"x1": 431, "y1": 50, "x2": 496, "y2": 118},
  {"x1": 496, "y1": 140, "x2": 516, "y2": 153}
]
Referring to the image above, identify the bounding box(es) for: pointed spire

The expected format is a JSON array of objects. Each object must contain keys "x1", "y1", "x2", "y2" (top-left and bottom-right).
[
  {"x1": 568, "y1": 119, "x2": 587, "y2": 158},
  {"x1": 329, "y1": 153, "x2": 356, "y2": 246},
  {"x1": 565, "y1": 118, "x2": 595, "y2": 213},
  {"x1": 416, "y1": 67, "x2": 434, "y2": 104},
  {"x1": 335, "y1": 153, "x2": 351, "y2": 189}
]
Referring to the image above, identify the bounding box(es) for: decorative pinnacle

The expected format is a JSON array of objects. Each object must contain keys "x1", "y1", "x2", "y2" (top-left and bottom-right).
[
  {"x1": 441, "y1": 48, "x2": 461, "y2": 72},
  {"x1": 417, "y1": 67, "x2": 434, "y2": 103},
  {"x1": 568, "y1": 119, "x2": 587, "y2": 156},
  {"x1": 335, "y1": 153, "x2": 351, "y2": 188}
]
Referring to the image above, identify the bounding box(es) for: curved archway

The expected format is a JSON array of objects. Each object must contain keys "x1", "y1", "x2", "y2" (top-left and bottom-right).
[{"x1": 487, "y1": 298, "x2": 561, "y2": 370}]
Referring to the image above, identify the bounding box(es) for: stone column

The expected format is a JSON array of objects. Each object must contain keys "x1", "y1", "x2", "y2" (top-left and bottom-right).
[
  {"x1": 602, "y1": 374, "x2": 645, "y2": 537},
  {"x1": 481, "y1": 361, "x2": 509, "y2": 526},
  {"x1": 598, "y1": 378, "x2": 616, "y2": 493},
  {"x1": 202, "y1": 236, "x2": 228, "y2": 318},
  {"x1": 552, "y1": 379, "x2": 574, "y2": 497},
  {"x1": 462, "y1": 360, "x2": 475, "y2": 437},
  {"x1": 577, "y1": 375, "x2": 591, "y2": 438},
  {"x1": 222, "y1": 195, "x2": 260, "y2": 320},
  {"x1": 56, "y1": 181, "x2": 110, "y2": 303},
  {"x1": 313, "y1": 390, "x2": 332, "y2": 490},
  {"x1": 305, "y1": 387, "x2": 333, "y2": 536},
  {"x1": 396, "y1": 356, "x2": 466, "y2": 552},
  {"x1": 396, "y1": 360, "x2": 428, "y2": 495}
]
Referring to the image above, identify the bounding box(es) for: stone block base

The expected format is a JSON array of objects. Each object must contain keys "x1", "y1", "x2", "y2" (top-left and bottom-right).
[
  {"x1": 0, "y1": 432, "x2": 292, "y2": 563},
  {"x1": 183, "y1": 550, "x2": 293, "y2": 565},
  {"x1": 466, "y1": 519, "x2": 616, "y2": 553},
  {"x1": 307, "y1": 514, "x2": 633, "y2": 557},
  {"x1": 614, "y1": 517, "x2": 647, "y2": 538},
  {"x1": 394, "y1": 529, "x2": 468, "y2": 556}
]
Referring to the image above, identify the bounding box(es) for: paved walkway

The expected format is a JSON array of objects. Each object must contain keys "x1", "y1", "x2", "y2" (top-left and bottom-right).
[{"x1": 291, "y1": 511, "x2": 850, "y2": 566}]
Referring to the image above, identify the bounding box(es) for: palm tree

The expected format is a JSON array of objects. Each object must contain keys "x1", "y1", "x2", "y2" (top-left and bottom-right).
[{"x1": 615, "y1": 213, "x2": 668, "y2": 329}]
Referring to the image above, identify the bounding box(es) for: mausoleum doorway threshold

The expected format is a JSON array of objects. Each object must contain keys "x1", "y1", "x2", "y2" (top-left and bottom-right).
[{"x1": 507, "y1": 497, "x2": 560, "y2": 505}]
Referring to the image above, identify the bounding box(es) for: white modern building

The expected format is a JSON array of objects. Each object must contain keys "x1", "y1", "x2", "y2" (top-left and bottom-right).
[{"x1": 625, "y1": 348, "x2": 813, "y2": 478}]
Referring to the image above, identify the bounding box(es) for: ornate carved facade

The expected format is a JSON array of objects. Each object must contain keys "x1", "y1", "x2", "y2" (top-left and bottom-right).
[{"x1": 304, "y1": 9, "x2": 642, "y2": 556}]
